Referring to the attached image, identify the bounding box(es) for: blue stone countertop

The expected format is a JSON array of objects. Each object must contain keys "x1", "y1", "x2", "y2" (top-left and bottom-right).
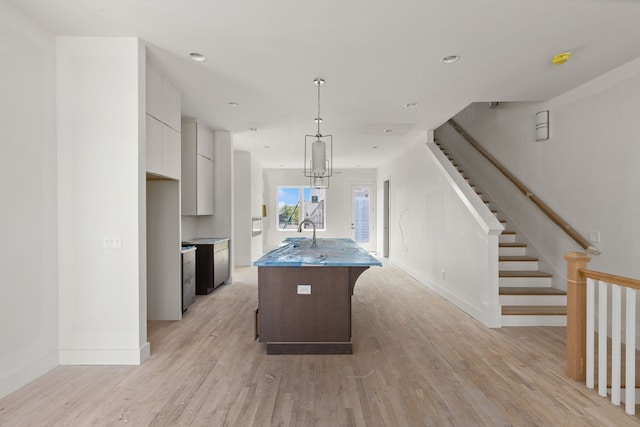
[{"x1": 254, "y1": 237, "x2": 382, "y2": 267}]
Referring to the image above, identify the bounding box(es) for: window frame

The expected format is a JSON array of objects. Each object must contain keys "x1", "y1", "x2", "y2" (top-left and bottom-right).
[{"x1": 277, "y1": 186, "x2": 326, "y2": 231}]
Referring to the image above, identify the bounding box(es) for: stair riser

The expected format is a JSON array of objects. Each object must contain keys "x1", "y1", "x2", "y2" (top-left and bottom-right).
[
  {"x1": 499, "y1": 234, "x2": 516, "y2": 243},
  {"x1": 499, "y1": 295, "x2": 567, "y2": 305},
  {"x1": 499, "y1": 261, "x2": 539, "y2": 271},
  {"x1": 499, "y1": 247, "x2": 527, "y2": 256},
  {"x1": 501, "y1": 315, "x2": 567, "y2": 327},
  {"x1": 499, "y1": 277, "x2": 553, "y2": 287}
]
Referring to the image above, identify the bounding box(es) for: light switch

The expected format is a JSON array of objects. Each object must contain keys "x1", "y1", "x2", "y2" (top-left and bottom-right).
[
  {"x1": 103, "y1": 235, "x2": 122, "y2": 249},
  {"x1": 297, "y1": 284, "x2": 311, "y2": 295}
]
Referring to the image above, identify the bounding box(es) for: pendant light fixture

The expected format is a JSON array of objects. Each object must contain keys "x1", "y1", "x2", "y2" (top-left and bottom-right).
[{"x1": 304, "y1": 78, "x2": 332, "y2": 189}]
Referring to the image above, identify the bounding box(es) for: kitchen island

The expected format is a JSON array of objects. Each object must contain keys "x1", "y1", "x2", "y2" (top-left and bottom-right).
[{"x1": 254, "y1": 237, "x2": 381, "y2": 354}]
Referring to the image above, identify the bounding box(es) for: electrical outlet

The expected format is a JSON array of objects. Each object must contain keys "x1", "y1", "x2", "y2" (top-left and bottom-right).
[
  {"x1": 103, "y1": 235, "x2": 122, "y2": 249},
  {"x1": 588, "y1": 231, "x2": 600, "y2": 242},
  {"x1": 297, "y1": 284, "x2": 311, "y2": 295}
]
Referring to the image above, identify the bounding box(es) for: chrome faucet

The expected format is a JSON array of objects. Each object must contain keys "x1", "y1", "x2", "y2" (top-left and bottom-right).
[{"x1": 297, "y1": 218, "x2": 317, "y2": 247}]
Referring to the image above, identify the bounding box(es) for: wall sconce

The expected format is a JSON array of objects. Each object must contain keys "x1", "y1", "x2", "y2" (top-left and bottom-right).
[{"x1": 536, "y1": 110, "x2": 549, "y2": 141}]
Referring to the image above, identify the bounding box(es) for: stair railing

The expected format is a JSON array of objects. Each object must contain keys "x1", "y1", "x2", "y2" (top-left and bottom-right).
[
  {"x1": 566, "y1": 252, "x2": 640, "y2": 415},
  {"x1": 447, "y1": 119, "x2": 600, "y2": 255}
]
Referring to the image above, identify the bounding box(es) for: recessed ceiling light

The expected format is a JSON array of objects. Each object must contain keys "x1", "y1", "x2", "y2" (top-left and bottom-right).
[
  {"x1": 249, "y1": 127, "x2": 258, "y2": 132},
  {"x1": 441, "y1": 55, "x2": 460, "y2": 64},
  {"x1": 405, "y1": 102, "x2": 418, "y2": 108},
  {"x1": 372, "y1": 146, "x2": 378, "y2": 149},
  {"x1": 189, "y1": 52, "x2": 206, "y2": 62},
  {"x1": 228, "y1": 102, "x2": 241, "y2": 107},
  {"x1": 383, "y1": 128, "x2": 393, "y2": 133},
  {"x1": 264, "y1": 145, "x2": 270, "y2": 149}
]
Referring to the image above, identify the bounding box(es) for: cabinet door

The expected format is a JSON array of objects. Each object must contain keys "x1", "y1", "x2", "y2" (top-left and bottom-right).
[
  {"x1": 162, "y1": 126, "x2": 181, "y2": 180},
  {"x1": 197, "y1": 123, "x2": 214, "y2": 160},
  {"x1": 146, "y1": 115, "x2": 163, "y2": 175},
  {"x1": 146, "y1": 66, "x2": 162, "y2": 121},
  {"x1": 162, "y1": 78, "x2": 181, "y2": 132},
  {"x1": 196, "y1": 155, "x2": 214, "y2": 215}
]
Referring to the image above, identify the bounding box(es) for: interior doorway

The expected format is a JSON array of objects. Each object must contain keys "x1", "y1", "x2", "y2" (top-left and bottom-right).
[
  {"x1": 383, "y1": 179, "x2": 390, "y2": 258},
  {"x1": 350, "y1": 185, "x2": 375, "y2": 252}
]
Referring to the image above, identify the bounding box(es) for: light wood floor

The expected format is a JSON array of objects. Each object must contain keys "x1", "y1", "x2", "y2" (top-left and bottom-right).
[{"x1": 1, "y1": 261, "x2": 639, "y2": 426}]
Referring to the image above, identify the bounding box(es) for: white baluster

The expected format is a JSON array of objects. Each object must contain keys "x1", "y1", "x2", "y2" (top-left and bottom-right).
[
  {"x1": 625, "y1": 288, "x2": 636, "y2": 415},
  {"x1": 586, "y1": 278, "x2": 595, "y2": 389},
  {"x1": 598, "y1": 280, "x2": 608, "y2": 398},
  {"x1": 611, "y1": 284, "x2": 621, "y2": 405}
]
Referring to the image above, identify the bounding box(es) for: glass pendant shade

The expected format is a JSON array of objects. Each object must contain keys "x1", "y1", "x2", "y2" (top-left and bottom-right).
[
  {"x1": 311, "y1": 138, "x2": 327, "y2": 174},
  {"x1": 304, "y1": 134, "x2": 332, "y2": 186}
]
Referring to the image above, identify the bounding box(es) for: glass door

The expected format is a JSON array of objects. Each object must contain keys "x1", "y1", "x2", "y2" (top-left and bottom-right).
[{"x1": 351, "y1": 185, "x2": 375, "y2": 252}]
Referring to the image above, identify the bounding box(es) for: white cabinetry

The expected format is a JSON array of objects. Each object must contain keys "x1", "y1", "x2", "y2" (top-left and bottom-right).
[
  {"x1": 182, "y1": 121, "x2": 214, "y2": 215},
  {"x1": 146, "y1": 65, "x2": 181, "y2": 179}
]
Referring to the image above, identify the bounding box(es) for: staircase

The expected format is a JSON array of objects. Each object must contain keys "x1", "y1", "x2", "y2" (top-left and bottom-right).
[{"x1": 435, "y1": 141, "x2": 567, "y2": 326}]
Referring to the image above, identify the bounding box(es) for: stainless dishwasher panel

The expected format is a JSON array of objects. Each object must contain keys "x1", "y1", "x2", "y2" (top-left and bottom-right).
[
  {"x1": 182, "y1": 249, "x2": 196, "y2": 312},
  {"x1": 213, "y1": 240, "x2": 230, "y2": 287}
]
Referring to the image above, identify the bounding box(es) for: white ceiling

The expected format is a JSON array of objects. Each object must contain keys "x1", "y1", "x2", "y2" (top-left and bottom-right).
[{"x1": 9, "y1": 0, "x2": 640, "y2": 169}]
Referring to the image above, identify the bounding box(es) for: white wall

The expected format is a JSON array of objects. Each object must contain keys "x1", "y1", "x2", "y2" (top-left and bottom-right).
[
  {"x1": 234, "y1": 151, "x2": 252, "y2": 265},
  {"x1": 438, "y1": 56, "x2": 640, "y2": 282},
  {"x1": 233, "y1": 150, "x2": 264, "y2": 266},
  {"x1": 376, "y1": 137, "x2": 503, "y2": 327},
  {"x1": 250, "y1": 154, "x2": 264, "y2": 262},
  {"x1": 262, "y1": 169, "x2": 377, "y2": 252},
  {"x1": 0, "y1": 1, "x2": 58, "y2": 399},
  {"x1": 57, "y1": 37, "x2": 149, "y2": 364},
  {"x1": 147, "y1": 180, "x2": 181, "y2": 320}
]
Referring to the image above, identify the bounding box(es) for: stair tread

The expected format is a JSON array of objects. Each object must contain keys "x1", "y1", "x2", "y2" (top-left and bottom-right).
[
  {"x1": 500, "y1": 243, "x2": 527, "y2": 247},
  {"x1": 499, "y1": 270, "x2": 553, "y2": 277},
  {"x1": 501, "y1": 230, "x2": 516, "y2": 235},
  {"x1": 499, "y1": 256, "x2": 539, "y2": 262},
  {"x1": 502, "y1": 305, "x2": 567, "y2": 315},
  {"x1": 500, "y1": 287, "x2": 566, "y2": 296}
]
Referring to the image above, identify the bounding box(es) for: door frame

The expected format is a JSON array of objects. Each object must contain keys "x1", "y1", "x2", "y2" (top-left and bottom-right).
[
  {"x1": 383, "y1": 179, "x2": 390, "y2": 258},
  {"x1": 349, "y1": 184, "x2": 376, "y2": 252}
]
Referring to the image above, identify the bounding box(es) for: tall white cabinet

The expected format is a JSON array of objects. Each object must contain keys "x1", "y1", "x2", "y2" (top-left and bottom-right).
[
  {"x1": 145, "y1": 66, "x2": 181, "y2": 180},
  {"x1": 182, "y1": 120, "x2": 214, "y2": 216},
  {"x1": 146, "y1": 62, "x2": 182, "y2": 321}
]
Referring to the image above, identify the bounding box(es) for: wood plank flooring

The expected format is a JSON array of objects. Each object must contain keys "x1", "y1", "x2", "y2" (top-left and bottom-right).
[{"x1": 1, "y1": 260, "x2": 639, "y2": 426}]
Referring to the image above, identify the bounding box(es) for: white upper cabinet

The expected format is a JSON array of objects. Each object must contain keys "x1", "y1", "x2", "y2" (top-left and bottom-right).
[
  {"x1": 162, "y1": 79, "x2": 181, "y2": 132},
  {"x1": 146, "y1": 63, "x2": 181, "y2": 179},
  {"x1": 181, "y1": 120, "x2": 214, "y2": 215},
  {"x1": 146, "y1": 115, "x2": 163, "y2": 175},
  {"x1": 146, "y1": 66, "x2": 162, "y2": 121},
  {"x1": 162, "y1": 125, "x2": 181, "y2": 180}
]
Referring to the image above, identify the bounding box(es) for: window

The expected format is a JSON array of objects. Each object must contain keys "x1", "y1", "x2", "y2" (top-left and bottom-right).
[{"x1": 278, "y1": 186, "x2": 326, "y2": 231}]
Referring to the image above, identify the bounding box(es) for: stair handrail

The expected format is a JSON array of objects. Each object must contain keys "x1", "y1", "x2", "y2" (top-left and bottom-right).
[{"x1": 447, "y1": 119, "x2": 600, "y2": 255}]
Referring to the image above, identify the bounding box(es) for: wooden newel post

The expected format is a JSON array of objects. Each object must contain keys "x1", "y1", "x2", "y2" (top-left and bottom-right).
[{"x1": 565, "y1": 251, "x2": 591, "y2": 381}]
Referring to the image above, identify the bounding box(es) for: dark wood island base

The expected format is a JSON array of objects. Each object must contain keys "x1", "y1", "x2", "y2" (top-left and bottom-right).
[{"x1": 257, "y1": 266, "x2": 369, "y2": 355}]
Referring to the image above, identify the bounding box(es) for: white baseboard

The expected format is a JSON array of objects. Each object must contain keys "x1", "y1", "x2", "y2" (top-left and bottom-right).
[
  {"x1": 0, "y1": 350, "x2": 58, "y2": 400},
  {"x1": 59, "y1": 342, "x2": 150, "y2": 365}
]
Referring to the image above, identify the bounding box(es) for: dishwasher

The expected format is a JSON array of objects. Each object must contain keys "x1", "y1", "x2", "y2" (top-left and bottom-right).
[{"x1": 181, "y1": 246, "x2": 197, "y2": 312}]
